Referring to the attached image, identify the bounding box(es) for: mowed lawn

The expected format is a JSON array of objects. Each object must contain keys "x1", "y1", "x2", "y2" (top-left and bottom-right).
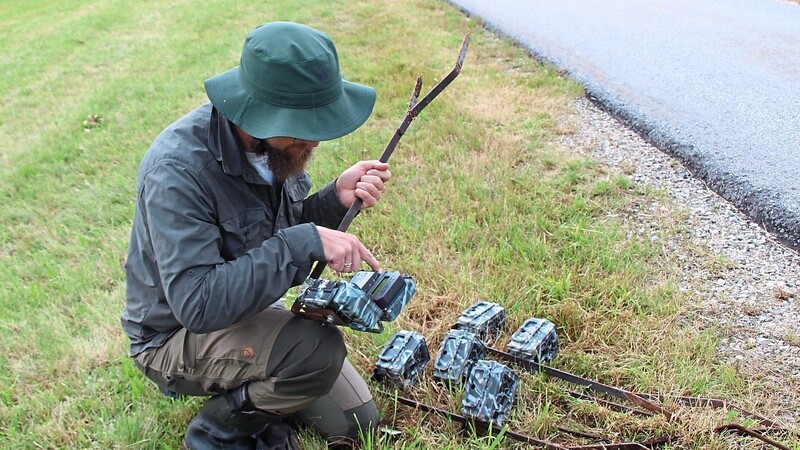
[{"x1": 0, "y1": 0, "x2": 795, "y2": 448}]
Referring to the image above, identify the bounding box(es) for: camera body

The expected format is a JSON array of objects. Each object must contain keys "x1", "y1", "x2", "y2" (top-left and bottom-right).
[
  {"x1": 373, "y1": 330, "x2": 430, "y2": 391},
  {"x1": 432, "y1": 329, "x2": 487, "y2": 385},
  {"x1": 507, "y1": 318, "x2": 558, "y2": 364},
  {"x1": 461, "y1": 359, "x2": 519, "y2": 428},
  {"x1": 455, "y1": 301, "x2": 506, "y2": 342},
  {"x1": 294, "y1": 270, "x2": 416, "y2": 333}
]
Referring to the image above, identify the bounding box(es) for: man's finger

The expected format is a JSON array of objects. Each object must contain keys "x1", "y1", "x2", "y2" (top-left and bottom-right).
[
  {"x1": 349, "y1": 248, "x2": 361, "y2": 273},
  {"x1": 360, "y1": 160, "x2": 388, "y2": 170},
  {"x1": 358, "y1": 243, "x2": 380, "y2": 271},
  {"x1": 354, "y1": 189, "x2": 379, "y2": 208},
  {"x1": 330, "y1": 249, "x2": 348, "y2": 271},
  {"x1": 365, "y1": 168, "x2": 391, "y2": 182},
  {"x1": 359, "y1": 175, "x2": 385, "y2": 191},
  {"x1": 356, "y1": 181, "x2": 383, "y2": 199}
]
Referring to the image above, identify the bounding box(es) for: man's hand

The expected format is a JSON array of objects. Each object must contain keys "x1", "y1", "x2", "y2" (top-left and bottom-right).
[
  {"x1": 335, "y1": 160, "x2": 391, "y2": 209},
  {"x1": 316, "y1": 226, "x2": 380, "y2": 273}
]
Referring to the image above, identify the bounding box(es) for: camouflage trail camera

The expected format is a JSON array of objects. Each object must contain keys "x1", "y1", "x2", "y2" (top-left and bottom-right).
[
  {"x1": 294, "y1": 271, "x2": 416, "y2": 333},
  {"x1": 461, "y1": 360, "x2": 519, "y2": 428},
  {"x1": 455, "y1": 301, "x2": 506, "y2": 342},
  {"x1": 432, "y1": 329, "x2": 487, "y2": 385},
  {"x1": 373, "y1": 330, "x2": 430, "y2": 391},
  {"x1": 507, "y1": 318, "x2": 558, "y2": 364}
]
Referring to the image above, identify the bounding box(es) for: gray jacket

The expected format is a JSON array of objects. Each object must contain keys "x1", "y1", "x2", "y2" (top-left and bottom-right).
[{"x1": 122, "y1": 103, "x2": 347, "y2": 355}]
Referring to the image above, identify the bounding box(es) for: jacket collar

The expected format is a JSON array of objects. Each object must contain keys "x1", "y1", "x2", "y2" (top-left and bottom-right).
[
  {"x1": 207, "y1": 105, "x2": 313, "y2": 198},
  {"x1": 209, "y1": 105, "x2": 265, "y2": 184}
]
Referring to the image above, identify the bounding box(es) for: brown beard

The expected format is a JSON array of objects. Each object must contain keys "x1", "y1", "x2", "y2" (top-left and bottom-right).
[{"x1": 254, "y1": 139, "x2": 314, "y2": 182}]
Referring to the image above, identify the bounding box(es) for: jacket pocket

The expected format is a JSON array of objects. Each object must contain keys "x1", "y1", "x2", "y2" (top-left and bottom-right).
[
  {"x1": 284, "y1": 174, "x2": 312, "y2": 226},
  {"x1": 219, "y1": 207, "x2": 270, "y2": 259}
]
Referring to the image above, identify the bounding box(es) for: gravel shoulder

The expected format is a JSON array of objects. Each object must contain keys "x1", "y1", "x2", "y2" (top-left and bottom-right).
[{"x1": 560, "y1": 98, "x2": 800, "y2": 424}]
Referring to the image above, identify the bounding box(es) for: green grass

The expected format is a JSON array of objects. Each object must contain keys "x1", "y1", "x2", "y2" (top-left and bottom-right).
[{"x1": 0, "y1": 0, "x2": 797, "y2": 448}]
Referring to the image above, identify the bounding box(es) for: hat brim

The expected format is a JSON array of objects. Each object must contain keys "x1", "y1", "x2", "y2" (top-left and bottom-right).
[{"x1": 205, "y1": 67, "x2": 376, "y2": 141}]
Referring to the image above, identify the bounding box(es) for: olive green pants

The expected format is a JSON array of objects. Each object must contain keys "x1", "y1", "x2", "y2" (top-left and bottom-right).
[{"x1": 134, "y1": 308, "x2": 378, "y2": 440}]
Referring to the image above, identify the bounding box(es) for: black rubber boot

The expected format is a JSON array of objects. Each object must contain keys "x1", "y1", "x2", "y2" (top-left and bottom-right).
[
  {"x1": 182, "y1": 385, "x2": 276, "y2": 450},
  {"x1": 256, "y1": 421, "x2": 302, "y2": 450}
]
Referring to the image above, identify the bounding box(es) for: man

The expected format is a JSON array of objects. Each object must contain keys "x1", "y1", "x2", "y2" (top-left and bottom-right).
[{"x1": 122, "y1": 22, "x2": 391, "y2": 449}]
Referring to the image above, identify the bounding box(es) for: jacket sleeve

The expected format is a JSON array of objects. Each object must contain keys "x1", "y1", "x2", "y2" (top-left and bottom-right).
[
  {"x1": 141, "y1": 159, "x2": 325, "y2": 334},
  {"x1": 300, "y1": 179, "x2": 350, "y2": 229}
]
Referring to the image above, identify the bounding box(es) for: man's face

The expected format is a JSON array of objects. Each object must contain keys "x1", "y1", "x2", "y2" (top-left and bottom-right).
[{"x1": 256, "y1": 137, "x2": 320, "y2": 182}]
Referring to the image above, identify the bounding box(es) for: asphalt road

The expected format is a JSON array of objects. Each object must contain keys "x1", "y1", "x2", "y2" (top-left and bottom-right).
[{"x1": 448, "y1": 0, "x2": 800, "y2": 250}]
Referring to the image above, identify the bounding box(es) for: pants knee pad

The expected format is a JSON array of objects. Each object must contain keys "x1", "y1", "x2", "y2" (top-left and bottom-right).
[{"x1": 271, "y1": 317, "x2": 347, "y2": 397}]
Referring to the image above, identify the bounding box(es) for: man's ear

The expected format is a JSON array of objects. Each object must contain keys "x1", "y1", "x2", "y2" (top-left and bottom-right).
[{"x1": 232, "y1": 123, "x2": 256, "y2": 148}]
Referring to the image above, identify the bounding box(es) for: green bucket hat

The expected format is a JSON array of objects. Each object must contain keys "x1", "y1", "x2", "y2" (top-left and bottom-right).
[{"x1": 205, "y1": 22, "x2": 376, "y2": 141}]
